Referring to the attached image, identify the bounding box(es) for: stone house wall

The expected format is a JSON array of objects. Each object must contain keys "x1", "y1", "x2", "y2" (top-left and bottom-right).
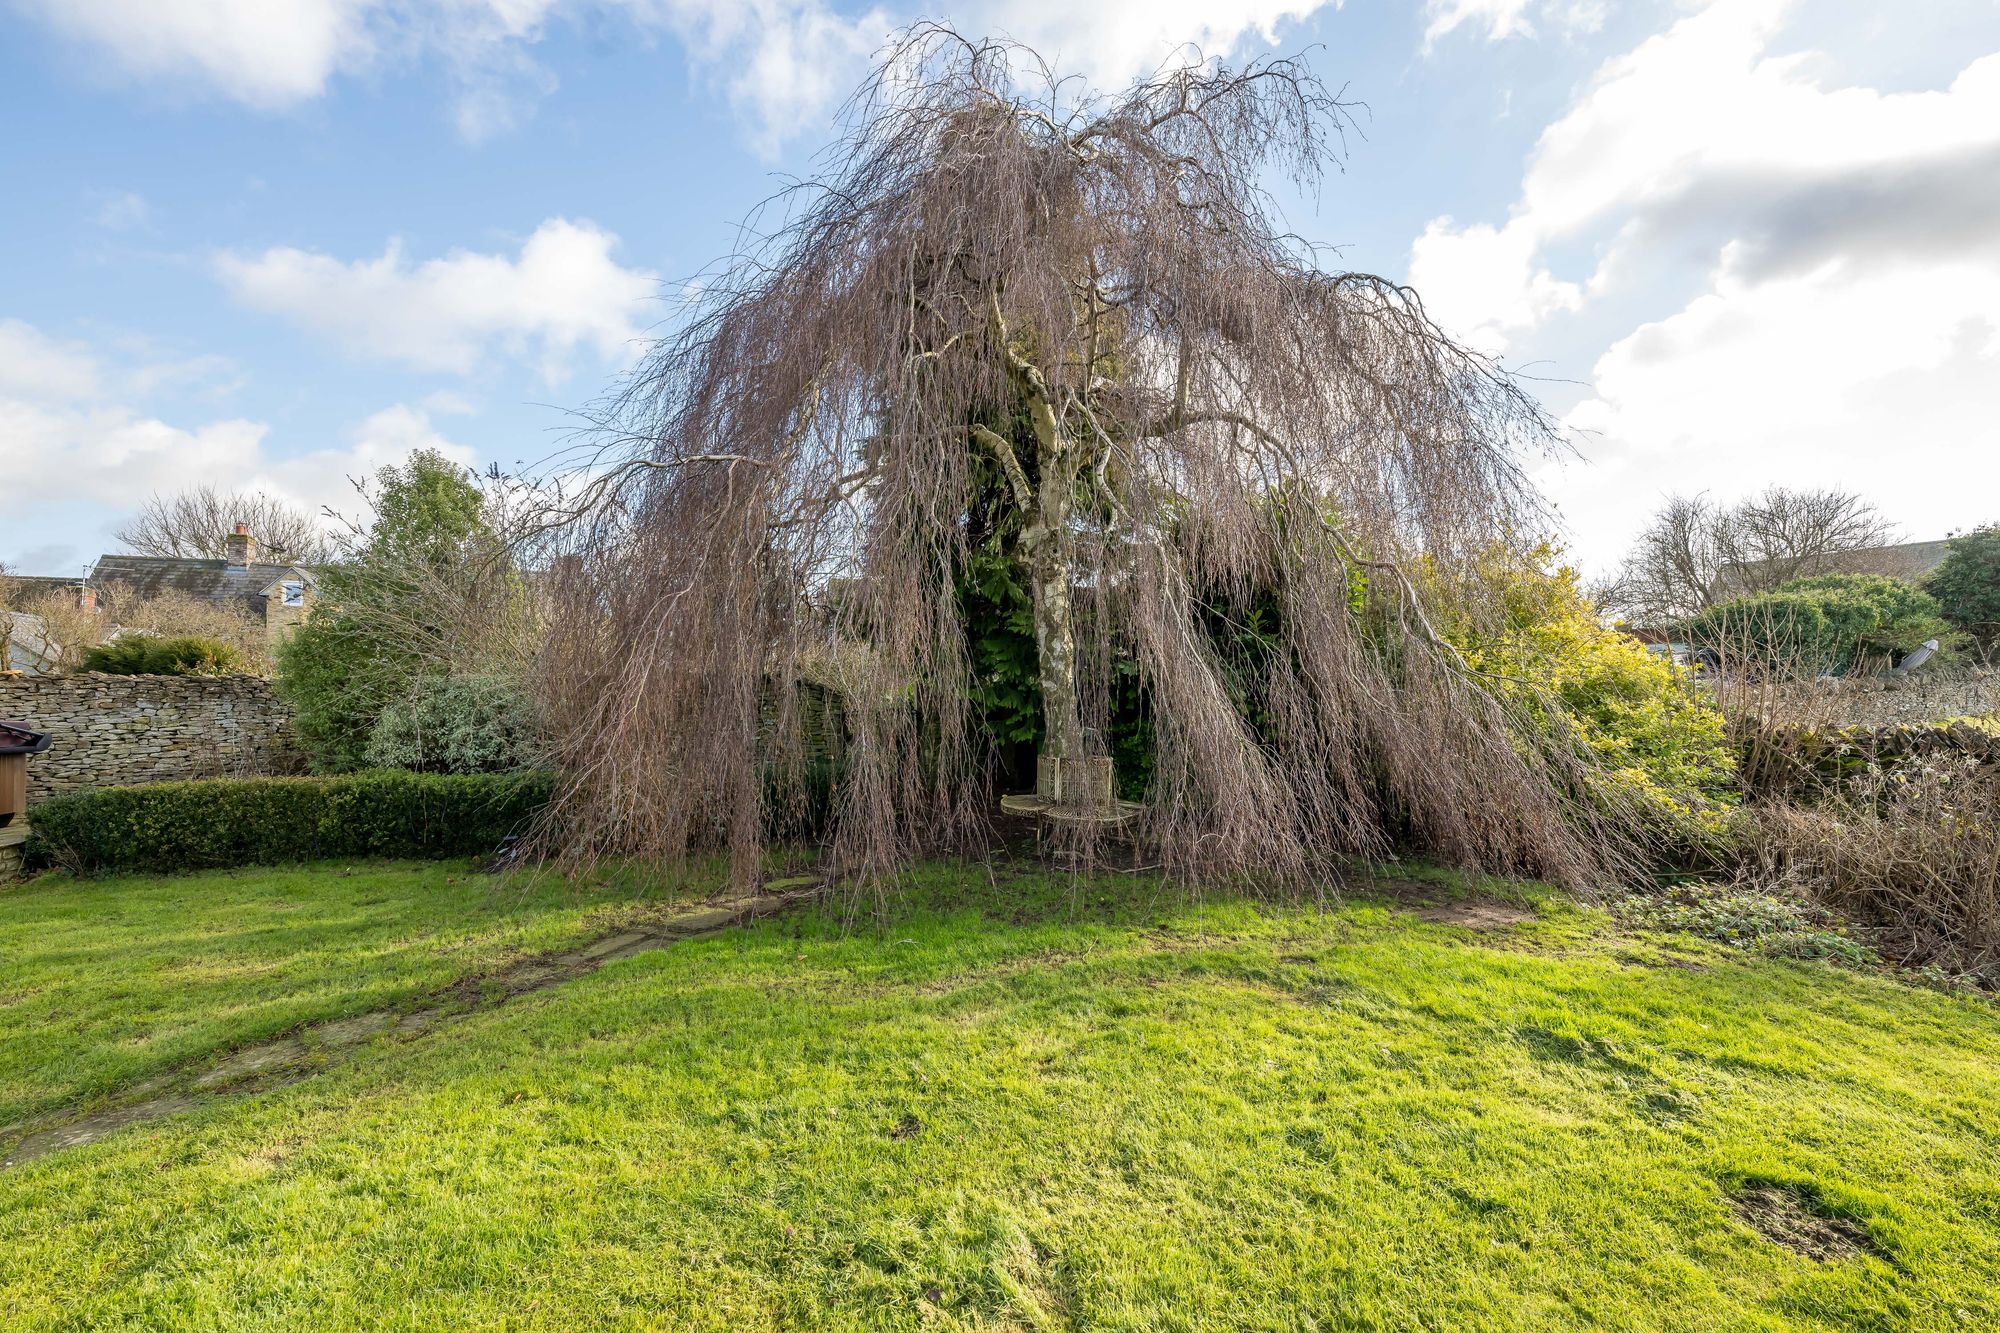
[
  {"x1": 0, "y1": 673, "x2": 304, "y2": 803},
  {"x1": 262, "y1": 583, "x2": 313, "y2": 646}
]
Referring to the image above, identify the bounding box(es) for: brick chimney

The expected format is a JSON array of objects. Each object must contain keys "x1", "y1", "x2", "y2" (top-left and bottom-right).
[
  {"x1": 76, "y1": 585, "x2": 97, "y2": 613},
  {"x1": 225, "y1": 522, "x2": 256, "y2": 568}
]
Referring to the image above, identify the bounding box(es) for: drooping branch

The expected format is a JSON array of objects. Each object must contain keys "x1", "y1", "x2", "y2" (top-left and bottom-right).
[{"x1": 535, "y1": 23, "x2": 1645, "y2": 893}]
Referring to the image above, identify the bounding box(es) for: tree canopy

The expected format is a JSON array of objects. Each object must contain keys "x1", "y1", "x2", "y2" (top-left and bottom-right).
[
  {"x1": 115, "y1": 486, "x2": 333, "y2": 565},
  {"x1": 278, "y1": 450, "x2": 523, "y2": 771},
  {"x1": 1927, "y1": 525, "x2": 2000, "y2": 651},
  {"x1": 541, "y1": 29, "x2": 1648, "y2": 891},
  {"x1": 1602, "y1": 487, "x2": 1895, "y2": 623}
]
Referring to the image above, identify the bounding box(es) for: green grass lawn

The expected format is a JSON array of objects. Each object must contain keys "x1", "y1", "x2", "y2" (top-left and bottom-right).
[
  {"x1": 4, "y1": 861, "x2": 1999, "y2": 1330},
  {"x1": 0, "y1": 859, "x2": 676, "y2": 1126}
]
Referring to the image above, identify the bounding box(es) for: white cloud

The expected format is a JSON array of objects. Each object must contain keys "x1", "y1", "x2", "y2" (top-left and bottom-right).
[
  {"x1": 0, "y1": 388, "x2": 472, "y2": 526},
  {"x1": 15, "y1": 0, "x2": 1344, "y2": 149},
  {"x1": 1423, "y1": 0, "x2": 1603, "y2": 47},
  {"x1": 651, "y1": 0, "x2": 1344, "y2": 153},
  {"x1": 15, "y1": 0, "x2": 377, "y2": 109},
  {"x1": 0, "y1": 321, "x2": 489, "y2": 565},
  {"x1": 643, "y1": 0, "x2": 889, "y2": 154},
  {"x1": 1407, "y1": 217, "x2": 1581, "y2": 353},
  {"x1": 1411, "y1": 0, "x2": 2000, "y2": 568},
  {"x1": 963, "y1": 0, "x2": 1337, "y2": 90},
  {"x1": 90, "y1": 190, "x2": 151, "y2": 231},
  {"x1": 0, "y1": 395, "x2": 272, "y2": 513},
  {"x1": 0, "y1": 320, "x2": 103, "y2": 402},
  {"x1": 1542, "y1": 247, "x2": 2000, "y2": 567},
  {"x1": 253, "y1": 404, "x2": 481, "y2": 523},
  {"x1": 214, "y1": 217, "x2": 656, "y2": 381},
  {"x1": 1416, "y1": 0, "x2": 2000, "y2": 349},
  {"x1": 13, "y1": 0, "x2": 575, "y2": 138}
]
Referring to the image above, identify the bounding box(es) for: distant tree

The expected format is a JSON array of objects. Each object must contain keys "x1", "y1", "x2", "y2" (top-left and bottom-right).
[
  {"x1": 1688, "y1": 573, "x2": 1951, "y2": 675},
  {"x1": 13, "y1": 591, "x2": 105, "y2": 671},
  {"x1": 276, "y1": 451, "x2": 532, "y2": 771},
  {"x1": 1604, "y1": 487, "x2": 1895, "y2": 623},
  {"x1": 1927, "y1": 524, "x2": 2000, "y2": 652},
  {"x1": 115, "y1": 487, "x2": 333, "y2": 565}
]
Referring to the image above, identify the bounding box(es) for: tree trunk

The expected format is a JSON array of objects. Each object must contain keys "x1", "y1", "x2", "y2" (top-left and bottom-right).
[
  {"x1": 988, "y1": 299, "x2": 1108, "y2": 810},
  {"x1": 1028, "y1": 483, "x2": 1081, "y2": 799},
  {"x1": 1022, "y1": 392, "x2": 1094, "y2": 805}
]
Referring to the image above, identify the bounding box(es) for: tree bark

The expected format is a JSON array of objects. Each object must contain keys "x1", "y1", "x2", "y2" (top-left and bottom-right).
[
  {"x1": 1020, "y1": 385, "x2": 1087, "y2": 801},
  {"x1": 987, "y1": 291, "x2": 1095, "y2": 806}
]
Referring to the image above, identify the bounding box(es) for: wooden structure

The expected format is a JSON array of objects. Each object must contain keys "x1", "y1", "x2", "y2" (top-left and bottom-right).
[{"x1": 0, "y1": 719, "x2": 52, "y2": 828}]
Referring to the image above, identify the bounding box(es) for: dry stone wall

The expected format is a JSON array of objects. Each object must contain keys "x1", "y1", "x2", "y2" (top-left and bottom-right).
[
  {"x1": 1763, "y1": 672, "x2": 1999, "y2": 730},
  {"x1": 0, "y1": 673, "x2": 304, "y2": 803}
]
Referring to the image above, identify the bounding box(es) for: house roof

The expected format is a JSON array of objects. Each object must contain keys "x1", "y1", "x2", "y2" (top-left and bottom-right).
[
  {"x1": 1713, "y1": 539, "x2": 1956, "y2": 598},
  {"x1": 2, "y1": 574, "x2": 83, "y2": 603},
  {"x1": 0, "y1": 719, "x2": 52, "y2": 756},
  {"x1": 2, "y1": 611, "x2": 59, "y2": 675},
  {"x1": 88, "y1": 556, "x2": 312, "y2": 616}
]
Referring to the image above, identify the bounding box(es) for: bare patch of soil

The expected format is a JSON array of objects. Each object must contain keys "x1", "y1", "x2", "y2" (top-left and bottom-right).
[
  {"x1": 1360, "y1": 876, "x2": 1538, "y2": 931},
  {"x1": 1414, "y1": 901, "x2": 1536, "y2": 930},
  {"x1": 1731, "y1": 1184, "x2": 1879, "y2": 1261}
]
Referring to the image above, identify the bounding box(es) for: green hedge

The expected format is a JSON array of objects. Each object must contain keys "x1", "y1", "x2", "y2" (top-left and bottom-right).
[{"x1": 26, "y1": 770, "x2": 553, "y2": 874}]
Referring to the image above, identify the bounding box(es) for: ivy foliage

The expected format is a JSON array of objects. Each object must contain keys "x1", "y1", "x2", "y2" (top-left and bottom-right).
[{"x1": 364, "y1": 674, "x2": 539, "y2": 775}]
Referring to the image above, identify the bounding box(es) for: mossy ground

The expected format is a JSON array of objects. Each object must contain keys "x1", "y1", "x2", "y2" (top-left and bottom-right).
[{"x1": 3, "y1": 859, "x2": 1997, "y2": 1330}]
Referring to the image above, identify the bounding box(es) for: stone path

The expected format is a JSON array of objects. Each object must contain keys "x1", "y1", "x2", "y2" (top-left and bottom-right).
[{"x1": 0, "y1": 882, "x2": 818, "y2": 1168}]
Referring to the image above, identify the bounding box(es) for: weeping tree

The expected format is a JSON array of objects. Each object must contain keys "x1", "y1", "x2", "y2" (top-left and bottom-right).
[{"x1": 540, "y1": 28, "x2": 1644, "y2": 891}]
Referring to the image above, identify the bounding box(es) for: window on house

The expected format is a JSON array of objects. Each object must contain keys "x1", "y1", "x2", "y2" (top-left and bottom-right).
[{"x1": 281, "y1": 581, "x2": 305, "y2": 607}]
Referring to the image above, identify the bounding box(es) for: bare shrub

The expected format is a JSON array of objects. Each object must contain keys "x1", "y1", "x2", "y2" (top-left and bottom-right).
[
  {"x1": 94, "y1": 583, "x2": 271, "y2": 673},
  {"x1": 1745, "y1": 760, "x2": 2000, "y2": 984},
  {"x1": 14, "y1": 592, "x2": 107, "y2": 671},
  {"x1": 1697, "y1": 610, "x2": 2000, "y2": 982}
]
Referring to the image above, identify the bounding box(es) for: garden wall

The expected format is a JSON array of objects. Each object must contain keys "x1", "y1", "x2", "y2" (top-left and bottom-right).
[
  {"x1": 0, "y1": 673, "x2": 303, "y2": 803},
  {"x1": 1762, "y1": 672, "x2": 1999, "y2": 729}
]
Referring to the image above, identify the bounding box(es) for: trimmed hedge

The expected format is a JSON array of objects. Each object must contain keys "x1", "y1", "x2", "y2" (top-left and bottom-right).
[{"x1": 26, "y1": 770, "x2": 552, "y2": 874}]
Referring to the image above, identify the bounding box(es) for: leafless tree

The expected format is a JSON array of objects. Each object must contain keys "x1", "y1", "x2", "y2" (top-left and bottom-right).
[
  {"x1": 539, "y1": 28, "x2": 1652, "y2": 892},
  {"x1": 13, "y1": 590, "x2": 105, "y2": 671},
  {"x1": 1604, "y1": 486, "x2": 1896, "y2": 622},
  {"x1": 1732, "y1": 486, "x2": 1898, "y2": 587},
  {"x1": 115, "y1": 487, "x2": 334, "y2": 565}
]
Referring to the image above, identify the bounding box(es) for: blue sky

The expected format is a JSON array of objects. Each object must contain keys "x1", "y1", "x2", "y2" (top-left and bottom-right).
[{"x1": 4, "y1": 0, "x2": 1998, "y2": 578}]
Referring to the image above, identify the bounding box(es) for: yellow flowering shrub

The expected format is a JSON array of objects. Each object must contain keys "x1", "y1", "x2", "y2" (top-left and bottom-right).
[{"x1": 1450, "y1": 550, "x2": 1739, "y2": 847}]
